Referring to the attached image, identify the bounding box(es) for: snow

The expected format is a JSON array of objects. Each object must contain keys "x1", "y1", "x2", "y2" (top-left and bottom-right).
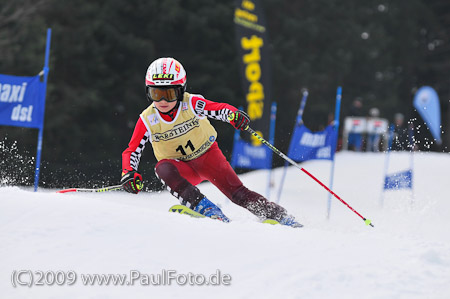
[{"x1": 1, "y1": 151, "x2": 450, "y2": 298}]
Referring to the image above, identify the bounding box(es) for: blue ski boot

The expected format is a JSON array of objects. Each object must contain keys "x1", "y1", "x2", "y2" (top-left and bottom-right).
[
  {"x1": 193, "y1": 197, "x2": 230, "y2": 223},
  {"x1": 279, "y1": 215, "x2": 303, "y2": 228}
]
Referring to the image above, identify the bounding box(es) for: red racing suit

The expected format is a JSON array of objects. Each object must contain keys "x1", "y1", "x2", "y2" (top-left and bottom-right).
[{"x1": 122, "y1": 94, "x2": 287, "y2": 221}]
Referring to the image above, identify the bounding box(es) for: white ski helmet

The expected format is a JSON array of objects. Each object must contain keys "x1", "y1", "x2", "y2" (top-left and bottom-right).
[{"x1": 145, "y1": 57, "x2": 187, "y2": 102}]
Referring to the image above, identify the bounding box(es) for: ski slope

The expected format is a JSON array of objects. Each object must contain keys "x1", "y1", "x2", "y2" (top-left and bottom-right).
[{"x1": 1, "y1": 151, "x2": 450, "y2": 299}]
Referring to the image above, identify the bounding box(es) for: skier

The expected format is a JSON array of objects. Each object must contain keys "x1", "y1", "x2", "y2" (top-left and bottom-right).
[{"x1": 120, "y1": 57, "x2": 302, "y2": 227}]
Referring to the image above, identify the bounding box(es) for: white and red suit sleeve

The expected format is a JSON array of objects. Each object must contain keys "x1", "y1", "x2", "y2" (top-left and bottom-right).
[
  {"x1": 122, "y1": 118, "x2": 150, "y2": 175},
  {"x1": 190, "y1": 95, "x2": 238, "y2": 122}
]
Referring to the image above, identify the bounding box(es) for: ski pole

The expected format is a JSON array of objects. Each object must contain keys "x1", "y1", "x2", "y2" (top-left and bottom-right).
[
  {"x1": 56, "y1": 184, "x2": 123, "y2": 193},
  {"x1": 241, "y1": 124, "x2": 374, "y2": 227}
]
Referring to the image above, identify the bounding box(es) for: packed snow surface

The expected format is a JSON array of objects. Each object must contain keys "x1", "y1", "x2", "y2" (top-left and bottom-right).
[{"x1": 1, "y1": 151, "x2": 449, "y2": 298}]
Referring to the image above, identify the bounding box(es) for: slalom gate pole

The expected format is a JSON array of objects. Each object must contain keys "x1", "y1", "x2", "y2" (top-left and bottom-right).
[
  {"x1": 242, "y1": 125, "x2": 374, "y2": 227},
  {"x1": 34, "y1": 28, "x2": 52, "y2": 192},
  {"x1": 56, "y1": 185, "x2": 123, "y2": 193},
  {"x1": 266, "y1": 102, "x2": 277, "y2": 200},
  {"x1": 327, "y1": 86, "x2": 342, "y2": 219},
  {"x1": 277, "y1": 90, "x2": 309, "y2": 203}
]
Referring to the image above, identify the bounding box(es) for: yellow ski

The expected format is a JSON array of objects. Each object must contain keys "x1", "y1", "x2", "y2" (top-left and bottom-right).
[
  {"x1": 262, "y1": 219, "x2": 280, "y2": 225},
  {"x1": 169, "y1": 205, "x2": 206, "y2": 219}
]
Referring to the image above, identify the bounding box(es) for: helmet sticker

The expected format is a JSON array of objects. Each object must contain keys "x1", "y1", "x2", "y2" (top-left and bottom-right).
[{"x1": 152, "y1": 74, "x2": 174, "y2": 80}]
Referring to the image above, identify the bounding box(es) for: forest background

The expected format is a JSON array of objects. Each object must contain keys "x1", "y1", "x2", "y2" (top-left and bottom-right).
[{"x1": 1, "y1": 0, "x2": 449, "y2": 189}]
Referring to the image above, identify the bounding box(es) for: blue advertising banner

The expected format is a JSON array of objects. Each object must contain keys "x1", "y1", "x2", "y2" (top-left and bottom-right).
[
  {"x1": 287, "y1": 124, "x2": 337, "y2": 162},
  {"x1": 0, "y1": 74, "x2": 45, "y2": 129},
  {"x1": 276, "y1": 87, "x2": 341, "y2": 209},
  {"x1": 1, "y1": 28, "x2": 51, "y2": 191},
  {"x1": 231, "y1": 137, "x2": 272, "y2": 169},
  {"x1": 413, "y1": 86, "x2": 441, "y2": 144},
  {"x1": 384, "y1": 169, "x2": 413, "y2": 190}
]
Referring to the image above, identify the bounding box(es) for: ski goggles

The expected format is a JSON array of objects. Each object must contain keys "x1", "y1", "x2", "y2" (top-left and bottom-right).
[{"x1": 147, "y1": 86, "x2": 182, "y2": 102}]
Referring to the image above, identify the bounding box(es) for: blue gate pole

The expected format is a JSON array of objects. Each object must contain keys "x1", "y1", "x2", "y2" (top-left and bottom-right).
[
  {"x1": 276, "y1": 90, "x2": 308, "y2": 203},
  {"x1": 327, "y1": 86, "x2": 342, "y2": 219},
  {"x1": 34, "y1": 28, "x2": 51, "y2": 192},
  {"x1": 408, "y1": 123, "x2": 415, "y2": 204},
  {"x1": 380, "y1": 124, "x2": 394, "y2": 207},
  {"x1": 266, "y1": 102, "x2": 277, "y2": 199}
]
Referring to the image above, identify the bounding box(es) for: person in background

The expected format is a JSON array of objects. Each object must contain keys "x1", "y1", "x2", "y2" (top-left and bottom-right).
[
  {"x1": 347, "y1": 98, "x2": 364, "y2": 151},
  {"x1": 120, "y1": 57, "x2": 302, "y2": 227},
  {"x1": 367, "y1": 107, "x2": 381, "y2": 152}
]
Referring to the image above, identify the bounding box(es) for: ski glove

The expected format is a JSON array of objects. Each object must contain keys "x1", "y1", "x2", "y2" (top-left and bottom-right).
[
  {"x1": 228, "y1": 110, "x2": 250, "y2": 131},
  {"x1": 120, "y1": 170, "x2": 143, "y2": 194}
]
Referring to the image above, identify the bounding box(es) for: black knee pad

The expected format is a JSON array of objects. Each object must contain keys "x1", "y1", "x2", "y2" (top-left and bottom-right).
[
  {"x1": 154, "y1": 161, "x2": 178, "y2": 185},
  {"x1": 155, "y1": 161, "x2": 204, "y2": 208}
]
